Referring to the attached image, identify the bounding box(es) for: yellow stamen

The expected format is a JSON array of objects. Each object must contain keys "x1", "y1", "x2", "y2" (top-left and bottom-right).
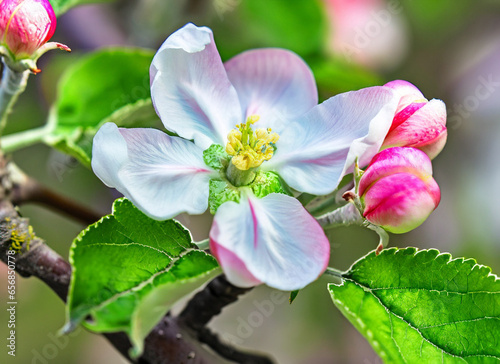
[{"x1": 225, "y1": 115, "x2": 280, "y2": 171}]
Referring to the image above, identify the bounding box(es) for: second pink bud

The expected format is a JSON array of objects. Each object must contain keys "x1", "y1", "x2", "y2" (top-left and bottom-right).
[{"x1": 358, "y1": 147, "x2": 441, "y2": 234}]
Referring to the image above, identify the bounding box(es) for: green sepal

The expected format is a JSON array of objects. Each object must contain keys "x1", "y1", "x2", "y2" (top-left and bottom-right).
[
  {"x1": 203, "y1": 144, "x2": 230, "y2": 171},
  {"x1": 208, "y1": 171, "x2": 291, "y2": 214},
  {"x1": 289, "y1": 290, "x2": 299, "y2": 304},
  {"x1": 208, "y1": 179, "x2": 241, "y2": 214},
  {"x1": 249, "y1": 171, "x2": 292, "y2": 199}
]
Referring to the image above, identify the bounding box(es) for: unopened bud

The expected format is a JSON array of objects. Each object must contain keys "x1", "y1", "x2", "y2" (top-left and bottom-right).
[
  {"x1": 358, "y1": 147, "x2": 441, "y2": 234},
  {"x1": 0, "y1": 0, "x2": 57, "y2": 58},
  {"x1": 382, "y1": 80, "x2": 447, "y2": 159}
]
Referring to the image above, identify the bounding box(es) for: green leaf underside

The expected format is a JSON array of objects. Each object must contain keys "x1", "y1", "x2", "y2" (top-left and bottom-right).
[
  {"x1": 49, "y1": 0, "x2": 115, "y2": 16},
  {"x1": 67, "y1": 198, "x2": 220, "y2": 357},
  {"x1": 45, "y1": 48, "x2": 160, "y2": 166},
  {"x1": 329, "y1": 248, "x2": 500, "y2": 363}
]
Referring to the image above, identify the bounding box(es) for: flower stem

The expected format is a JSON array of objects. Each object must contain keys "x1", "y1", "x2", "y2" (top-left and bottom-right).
[
  {"x1": 0, "y1": 58, "x2": 30, "y2": 138},
  {"x1": 316, "y1": 203, "x2": 364, "y2": 229},
  {"x1": 364, "y1": 221, "x2": 390, "y2": 253},
  {"x1": 324, "y1": 267, "x2": 345, "y2": 278},
  {"x1": 0, "y1": 123, "x2": 52, "y2": 152}
]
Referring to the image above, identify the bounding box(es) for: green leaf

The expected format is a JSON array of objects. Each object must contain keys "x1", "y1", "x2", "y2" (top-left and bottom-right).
[
  {"x1": 49, "y1": 0, "x2": 115, "y2": 16},
  {"x1": 310, "y1": 59, "x2": 382, "y2": 97},
  {"x1": 44, "y1": 48, "x2": 160, "y2": 166},
  {"x1": 329, "y1": 248, "x2": 500, "y2": 363},
  {"x1": 212, "y1": 0, "x2": 327, "y2": 60},
  {"x1": 66, "y1": 198, "x2": 220, "y2": 357}
]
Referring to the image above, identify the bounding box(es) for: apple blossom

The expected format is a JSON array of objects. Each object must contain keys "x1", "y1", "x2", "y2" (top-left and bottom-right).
[
  {"x1": 358, "y1": 147, "x2": 441, "y2": 234},
  {"x1": 92, "y1": 23, "x2": 399, "y2": 290},
  {"x1": 382, "y1": 80, "x2": 447, "y2": 159}
]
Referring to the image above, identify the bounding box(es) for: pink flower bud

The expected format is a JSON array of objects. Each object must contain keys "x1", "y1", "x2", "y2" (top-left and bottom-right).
[
  {"x1": 358, "y1": 147, "x2": 441, "y2": 234},
  {"x1": 382, "y1": 80, "x2": 447, "y2": 159},
  {"x1": 0, "y1": 0, "x2": 57, "y2": 59}
]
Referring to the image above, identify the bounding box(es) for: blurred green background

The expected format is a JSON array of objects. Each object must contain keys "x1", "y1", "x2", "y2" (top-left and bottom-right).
[{"x1": 2, "y1": 0, "x2": 500, "y2": 363}]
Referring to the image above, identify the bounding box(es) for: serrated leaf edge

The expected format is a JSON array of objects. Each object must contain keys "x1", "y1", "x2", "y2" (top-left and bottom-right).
[
  {"x1": 341, "y1": 247, "x2": 499, "y2": 285},
  {"x1": 65, "y1": 198, "x2": 203, "y2": 327},
  {"x1": 328, "y1": 283, "x2": 393, "y2": 362},
  {"x1": 331, "y1": 279, "x2": 500, "y2": 362},
  {"x1": 329, "y1": 247, "x2": 500, "y2": 362}
]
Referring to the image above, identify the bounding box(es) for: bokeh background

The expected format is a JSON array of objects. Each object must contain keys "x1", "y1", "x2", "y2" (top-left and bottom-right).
[{"x1": 1, "y1": 0, "x2": 500, "y2": 363}]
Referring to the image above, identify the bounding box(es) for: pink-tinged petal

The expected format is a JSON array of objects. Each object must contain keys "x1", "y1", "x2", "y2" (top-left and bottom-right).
[
  {"x1": 209, "y1": 193, "x2": 330, "y2": 291},
  {"x1": 92, "y1": 123, "x2": 214, "y2": 220},
  {"x1": 382, "y1": 99, "x2": 447, "y2": 159},
  {"x1": 384, "y1": 80, "x2": 424, "y2": 97},
  {"x1": 359, "y1": 147, "x2": 433, "y2": 196},
  {"x1": 418, "y1": 129, "x2": 448, "y2": 160},
  {"x1": 388, "y1": 102, "x2": 426, "y2": 133},
  {"x1": 265, "y1": 86, "x2": 398, "y2": 195},
  {"x1": 210, "y1": 239, "x2": 262, "y2": 288},
  {"x1": 224, "y1": 48, "x2": 318, "y2": 132},
  {"x1": 150, "y1": 23, "x2": 242, "y2": 149},
  {"x1": 384, "y1": 80, "x2": 425, "y2": 112},
  {"x1": 363, "y1": 173, "x2": 440, "y2": 234}
]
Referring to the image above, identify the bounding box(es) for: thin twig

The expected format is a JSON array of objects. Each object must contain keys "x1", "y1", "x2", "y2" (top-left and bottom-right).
[
  {"x1": 180, "y1": 275, "x2": 252, "y2": 330},
  {"x1": 316, "y1": 202, "x2": 363, "y2": 229},
  {"x1": 8, "y1": 163, "x2": 102, "y2": 225},
  {"x1": 197, "y1": 327, "x2": 274, "y2": 364},
  {"x1": 324, "y1": 267, "x2": 344, "y2": 279},
  {"x1": 0, "y1": 201, "x2": 71, "y2": 299},
  {"x1": 180, "y1": 275, "x2": 276, "y2": 364}
]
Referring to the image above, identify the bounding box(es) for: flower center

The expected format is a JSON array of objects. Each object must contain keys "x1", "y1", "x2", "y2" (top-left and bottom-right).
[{"x1": 225, "y1": 115, "x2": 280, "y2": 171}]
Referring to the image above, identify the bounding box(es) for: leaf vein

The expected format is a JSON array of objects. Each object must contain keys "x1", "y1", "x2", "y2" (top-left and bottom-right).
[
  {"x1": 80, "y1": 242, "x2": 175, "y2": 259},
  {"x1": 419, "y1": 316, "x2": 500, "y2": 329},
  {"x1": 345, "y1": 278, "x2": 500, "y2": 360}
]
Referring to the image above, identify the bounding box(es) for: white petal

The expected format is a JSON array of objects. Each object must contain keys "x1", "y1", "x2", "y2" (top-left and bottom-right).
[
  {"x1": 150, "y1": 23, "x2": 242, "y2": 149},
  {"x1": 265, "y1": 86, "x2": 398, "y2": 195},
  {"x1": 91, "y1": 122, "x2": 129, "y2": 192},
  {"x1": 92, "y1": 123, "x2": 214, "y2": 220},
  {"x1": 224, "y1": 48, "x2": 318, "y2": 132},
  {"x1": 210, "y1": 193, "x2": 330, "y2": 291}
]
